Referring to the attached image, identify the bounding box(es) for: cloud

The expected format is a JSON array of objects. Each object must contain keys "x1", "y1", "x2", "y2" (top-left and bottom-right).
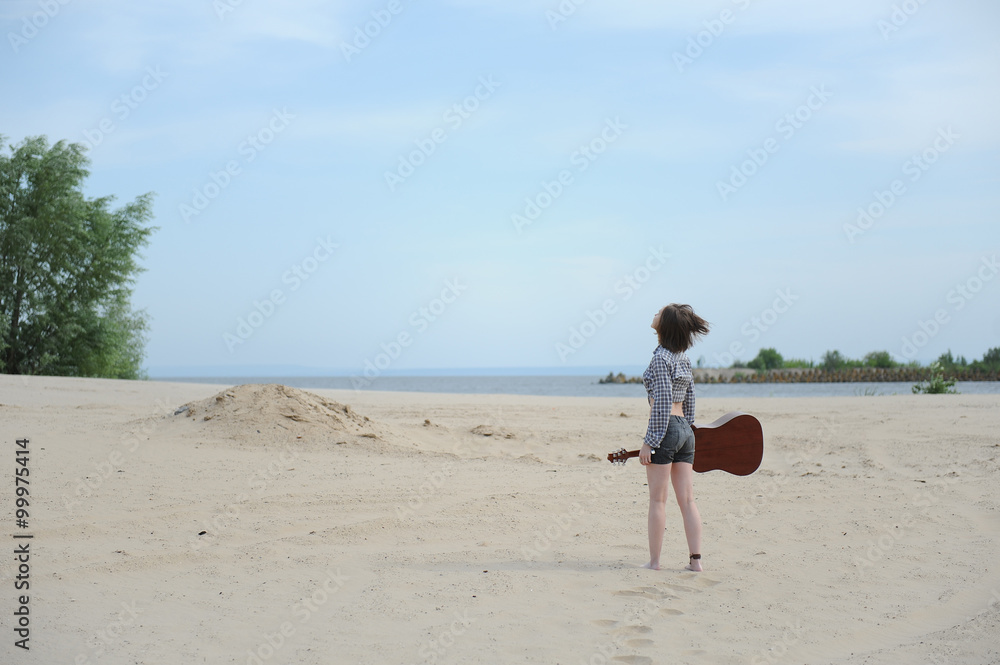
[
  {"x1": 445, "y1": 0, "x2": 886, "y2": 33},
  {"x1": 209, "y1": 0, "x2": 345, "y2": 48},
  {"x1": 831, "y1": 54, "x2": 1000, "y2": 154},
  {"x1": 33, "y1": 1, "x2": 349, "y2": 74}
]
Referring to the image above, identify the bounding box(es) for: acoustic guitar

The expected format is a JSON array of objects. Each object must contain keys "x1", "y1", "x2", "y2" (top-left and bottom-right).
[{"x1": 607, "y1": 411, "x2": 763, "y2": 476}]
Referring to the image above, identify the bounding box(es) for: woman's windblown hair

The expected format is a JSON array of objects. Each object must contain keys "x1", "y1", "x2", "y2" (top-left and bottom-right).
[{"x1": 656, "y1": 304, "x2": 710, "y2": 353}]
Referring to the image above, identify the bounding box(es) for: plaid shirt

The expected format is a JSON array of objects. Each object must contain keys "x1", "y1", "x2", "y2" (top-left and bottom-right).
[{"x1": 642, "y1": 345, "x2": 695, "y2": 448}]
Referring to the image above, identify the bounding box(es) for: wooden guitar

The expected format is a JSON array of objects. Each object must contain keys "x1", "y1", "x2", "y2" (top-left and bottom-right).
[{"x1": 607, "y1": 411, "x2": 763, "y2": 476}]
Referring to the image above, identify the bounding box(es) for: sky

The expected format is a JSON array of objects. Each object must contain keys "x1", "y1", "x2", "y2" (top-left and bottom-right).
[{"x1": 2, "y1": 0, "x2": 999, "y2": 376}]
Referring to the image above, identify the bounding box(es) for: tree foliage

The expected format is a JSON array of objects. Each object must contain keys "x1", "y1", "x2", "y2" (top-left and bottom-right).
[
  {"x1": 936, "y1": 347, "x2": 999, "y2": 373},
  {"x1": 973, "y1": 347, "x2": 1000, "y2": 372},
  {"x1": 0, "y1": 135, "x2": 156, "y2": 378},
  {"x1": 747, "y1": 347, "x2": 783, "y2": 372},
  {"x1": 821, "y1": 349, "x2": 847, "y2": 371},
  {"x1": 863, "y1": 350, "x2": 898, "y2": 368},
  {"x1": 936, "y1": 349, "x2": 968, "y2": 370}
]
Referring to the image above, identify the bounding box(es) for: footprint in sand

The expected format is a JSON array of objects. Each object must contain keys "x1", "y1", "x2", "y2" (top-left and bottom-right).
[
  {"x1": 591, "y1": 619, "x2": 619, "y2": 627},
  {"x1": 693, "y1": 576, "x2": 721, "y2": 588},
  {"x1": 658, "y1": 576, "x2": 720, "y2": 595},
  {"x1": 614, "y1": 586, "x2": 672, "y2": 600},
  {"x1": 626, "y1": 639, "x2": 654, "y2": 648},
  {"x1": 659, "y1": 608, "x2": 684, "y2": 616},
  {"x1": 614, "y1": 625, "x2": 653, "y2": 636}
]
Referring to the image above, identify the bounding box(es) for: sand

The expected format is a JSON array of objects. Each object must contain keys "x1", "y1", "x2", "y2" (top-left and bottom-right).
[{"x1": 1, "y1": 374, "x2": 998, "y2": 664}]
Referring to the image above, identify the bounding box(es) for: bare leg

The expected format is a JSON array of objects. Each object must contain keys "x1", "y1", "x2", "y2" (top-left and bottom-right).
[
  {"x1": 644, "y1": 463, "x2": 671, "y2": 570},
  {"x1": 671, "y1": 461, "x2": 703, "y2": 571}
]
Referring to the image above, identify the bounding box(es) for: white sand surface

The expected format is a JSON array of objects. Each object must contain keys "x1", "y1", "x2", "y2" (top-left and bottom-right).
[{"x1": 1, "y1": 374, "x2": 998, "y2": 664}]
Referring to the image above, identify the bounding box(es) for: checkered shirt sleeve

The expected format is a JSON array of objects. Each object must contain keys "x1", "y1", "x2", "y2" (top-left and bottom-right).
[{"x1": 680, "y1": 355, "x2": 696, "y2": 426}]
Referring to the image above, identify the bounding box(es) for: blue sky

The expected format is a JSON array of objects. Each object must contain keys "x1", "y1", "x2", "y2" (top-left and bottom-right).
[{"x1": 2, "y1": 0, "x2": 998, "y2": 375}]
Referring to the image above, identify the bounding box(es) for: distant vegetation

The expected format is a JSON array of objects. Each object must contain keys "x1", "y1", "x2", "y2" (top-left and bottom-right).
[
  {"x1": 600, "y1": 347, "x2": 1000, "y2": 387},
  {"x1": 599, "y1": 371, "x2": 641, "y2": 384},
  {"x1": 730, "y1": 347, "x2": 1000, "y2": 374},
  {"x1": 725, "y1": 347, "x2": 998, "y2": 391}
]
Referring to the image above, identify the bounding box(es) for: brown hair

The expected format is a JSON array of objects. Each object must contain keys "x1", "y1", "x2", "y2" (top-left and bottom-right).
[{"x1": 656, "y1": 304, "x2": 710, "y2": 353}]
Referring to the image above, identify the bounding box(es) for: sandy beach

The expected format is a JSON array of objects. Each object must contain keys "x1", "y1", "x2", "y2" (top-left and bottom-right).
[{"x1": 1, "y1": 374, "x2": 998, "y2": 664}]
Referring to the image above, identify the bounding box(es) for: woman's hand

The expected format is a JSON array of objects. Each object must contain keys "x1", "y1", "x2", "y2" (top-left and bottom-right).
[{"x1": 639, "y1": 443, "x2": 653, "y2": 465}]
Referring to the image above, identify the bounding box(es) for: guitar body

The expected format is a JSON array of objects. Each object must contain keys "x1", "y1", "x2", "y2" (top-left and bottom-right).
[
  {"x1": 691, "y1": 412, "x2": 763, "y2": 476},
  {"x1": 607, "y1": 411, "x2": 763, "y2": 476}
]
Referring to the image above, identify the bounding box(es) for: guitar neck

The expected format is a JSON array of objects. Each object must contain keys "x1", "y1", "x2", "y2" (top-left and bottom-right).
[{"x1": 607, "y1": 449, "x2": 640, "y2": 464}]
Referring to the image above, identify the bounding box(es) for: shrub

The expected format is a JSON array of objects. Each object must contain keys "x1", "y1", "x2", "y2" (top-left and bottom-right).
[{"x1": 912, "y1": 362, "x2": 959, "y2": 394}]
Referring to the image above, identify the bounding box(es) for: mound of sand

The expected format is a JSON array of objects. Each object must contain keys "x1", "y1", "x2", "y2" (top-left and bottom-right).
[{"x1": 173, "y1": 383, "x2": 377, "y2": 442}]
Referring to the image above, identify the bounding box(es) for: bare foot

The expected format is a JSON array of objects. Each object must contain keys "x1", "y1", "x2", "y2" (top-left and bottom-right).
[
  {"x1": 685, "y1": 555, "x2": 703, "y2": 572},
  {"x1": 642, "y1": 561, "x2": 660, "y2": 571}
]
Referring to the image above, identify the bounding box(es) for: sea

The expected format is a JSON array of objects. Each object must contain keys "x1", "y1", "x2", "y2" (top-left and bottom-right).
[{"x1": 151, "y1": 375, "x2": 1000, "y2": 399}]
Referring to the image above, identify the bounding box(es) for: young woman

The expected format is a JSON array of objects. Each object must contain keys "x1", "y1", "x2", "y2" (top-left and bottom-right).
[{"x1": 639, "y1": 303, "x2": 710, "y2": 572}]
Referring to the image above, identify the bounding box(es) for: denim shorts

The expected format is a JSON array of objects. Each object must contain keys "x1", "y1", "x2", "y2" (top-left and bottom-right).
[{"x1": 651, "y1": 415, "x2": 695, "y2": 465}]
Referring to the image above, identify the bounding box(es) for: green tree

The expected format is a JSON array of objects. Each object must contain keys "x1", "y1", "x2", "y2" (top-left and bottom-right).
[
  {"x1": 973, "y1": 347, "x2": 1000, "y2": 372},
  {"x1": 937, "y1": 350, "x2": 969, "y2": 370},
  {"x1": 0, "y1": 135, "x2": 155, "y2": 378},
  {"x1": 863, "y1": 350, "x2": 897, "y2": 368},
  {"x1": 747, "y1": 347, "x2": 783, "y2": 372},
  {"x1": 821, "y1": 349, "x2": 845, "y2": 371}
]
